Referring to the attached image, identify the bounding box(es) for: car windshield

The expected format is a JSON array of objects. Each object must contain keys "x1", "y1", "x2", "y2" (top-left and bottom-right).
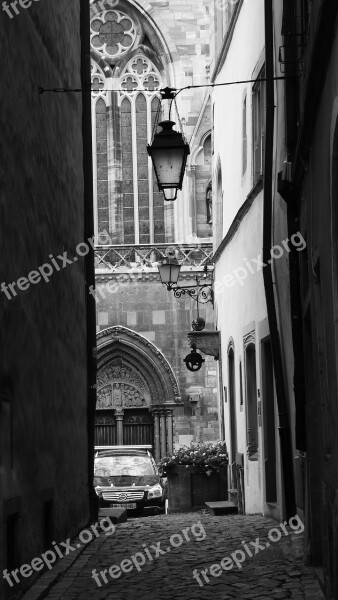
[{"x1": 95, "y1": 455, "x2": 155, "y2": 477}]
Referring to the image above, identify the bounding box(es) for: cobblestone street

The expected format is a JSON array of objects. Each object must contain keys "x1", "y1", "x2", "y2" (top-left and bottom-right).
[{"x1": 23, "y1": 513, "x2": 324, "y2": 600}]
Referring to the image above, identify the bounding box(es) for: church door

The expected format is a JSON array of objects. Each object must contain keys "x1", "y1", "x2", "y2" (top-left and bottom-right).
[
  {"x1": 94, "y1": 412, "x2": 116, "y2": 446},
  {"x1": 123, "y1": 410, "x2": 154, "y2": 446}
]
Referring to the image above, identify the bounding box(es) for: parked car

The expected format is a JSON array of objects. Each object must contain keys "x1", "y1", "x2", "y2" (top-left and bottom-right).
[{"x1": 94, "y1": 445, "x2": 166, "y2": 515}]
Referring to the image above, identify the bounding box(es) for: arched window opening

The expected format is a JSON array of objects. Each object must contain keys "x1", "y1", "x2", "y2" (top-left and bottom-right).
[
  {"x1": 95, "y1": 97, "x2": 109, "y2": 237},
  {"x1": 228, "y1": 345, "x2": 237, "y2": 467},
  {"x1": 90, "y1": 3, "x2": 171, "y2": 245},
  {"x1": 119, "y1": 54, "x2": 164, "y2": 244}
]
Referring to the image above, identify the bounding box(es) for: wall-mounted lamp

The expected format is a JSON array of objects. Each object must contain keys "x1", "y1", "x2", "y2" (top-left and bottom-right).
[{"x1": 157, "y1": 257, "x2": 213, "y2": 304}]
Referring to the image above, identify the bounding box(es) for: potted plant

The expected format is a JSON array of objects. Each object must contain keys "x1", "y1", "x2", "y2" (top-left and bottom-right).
[{"x1": 158, "y1": 441, "x2": 228, "y2": 513}]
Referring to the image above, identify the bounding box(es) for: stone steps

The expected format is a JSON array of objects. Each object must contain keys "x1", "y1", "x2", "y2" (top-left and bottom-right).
[{"x1": 204, "y1": 501, "x2": 238, "y2": 516}]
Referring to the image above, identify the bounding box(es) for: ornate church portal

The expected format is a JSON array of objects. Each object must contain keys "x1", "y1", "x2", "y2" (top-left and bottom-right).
[{"x1": 96, "y1": 327, "x2": 181, "y2": 460}]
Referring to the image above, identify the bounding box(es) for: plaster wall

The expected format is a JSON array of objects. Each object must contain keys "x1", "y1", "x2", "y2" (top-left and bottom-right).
[
  {"x1": 212, "y1": 0, "x2": 284, "y2": 515},
  {"x1": 213, "y1": 0, "x2": 265, "y2": 237},
  {"x1": 214, "y1": 195, "x2": 269, "y2": 514}
]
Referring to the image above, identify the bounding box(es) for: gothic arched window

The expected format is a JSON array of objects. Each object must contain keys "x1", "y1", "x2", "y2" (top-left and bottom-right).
[
  {"x1": 90, "y1": 5, "x2": 170, "y2": 245},
  {"x1": 119, "y1": 54, "x2": 164, "y2": 244}
]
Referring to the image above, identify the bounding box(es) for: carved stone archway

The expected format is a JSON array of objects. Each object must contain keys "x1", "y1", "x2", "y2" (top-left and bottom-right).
[{"x1": 96, "y1": 326, "x2": 182, "y2": 459}]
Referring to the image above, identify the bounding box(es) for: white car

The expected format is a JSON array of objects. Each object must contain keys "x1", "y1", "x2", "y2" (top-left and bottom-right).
[{"x1": 94, "y1": 445, "x2": 166, "y2": 515}]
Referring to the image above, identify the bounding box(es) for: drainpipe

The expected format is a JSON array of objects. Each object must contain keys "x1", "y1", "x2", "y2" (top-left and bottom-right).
[
  {"x1": 263, "y1": 0, "x2": 296, "y2": 519},
  {"x1": 81, "y1": 0, "x2": 98, "y2": 522}
]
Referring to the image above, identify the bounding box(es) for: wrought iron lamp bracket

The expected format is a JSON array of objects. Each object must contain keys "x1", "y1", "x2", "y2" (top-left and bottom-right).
[{"x1": 164, "y1": 282, "x2": 213, "y2": 305}]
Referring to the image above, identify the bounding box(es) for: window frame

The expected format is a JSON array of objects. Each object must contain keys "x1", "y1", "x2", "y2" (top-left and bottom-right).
[
  {"x1": 242, "y1": 92, "x2": 247, "y2": 176},
  {"x1": 252, "y1": 65, "x2": 266, "y2": 184},
  {"x1": 244, "y1": 342, "x2": 258, "y2": 460}
]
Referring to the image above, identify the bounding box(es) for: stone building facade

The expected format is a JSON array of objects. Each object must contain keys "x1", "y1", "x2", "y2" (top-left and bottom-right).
[
  {"x1": 90, "y1": 0, "x2": 220, "y2": 458},
  {"x1": 0, "y1": 1, "x2": 95, "y2": 599}
]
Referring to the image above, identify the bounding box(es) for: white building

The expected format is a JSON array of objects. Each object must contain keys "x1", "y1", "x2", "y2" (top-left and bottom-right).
[{"x1": 211, "y1": 0, "x2": 284, "y2": 518}]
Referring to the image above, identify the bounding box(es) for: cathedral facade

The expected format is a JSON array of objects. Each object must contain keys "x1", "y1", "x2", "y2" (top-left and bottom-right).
[{"x1": 90, "y1": 0, "x2": 219, "y2": 459}]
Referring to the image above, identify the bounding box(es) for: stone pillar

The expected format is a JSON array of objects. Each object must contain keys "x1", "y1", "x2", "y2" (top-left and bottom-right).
[
  {"x1": 152, "y1": 410, "x2": 161, "y2": 462},
  {"x1": 160, "y1": 411, "x2": 167, "y2": 458},
  {"x1": 114, "y1": 409, "x2": 124, "y2": 445},
  {"x1": 166, "y1": 410, "x2": 174, "y2": 454}
]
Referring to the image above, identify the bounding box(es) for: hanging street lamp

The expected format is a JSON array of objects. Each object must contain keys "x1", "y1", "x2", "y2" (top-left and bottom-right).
[
  {"x1": 147, "y1": 87, "x2": 190, "y2": 201},
  {"x1": 147, "y1": 120, "x2": 190, "y2": 201}
]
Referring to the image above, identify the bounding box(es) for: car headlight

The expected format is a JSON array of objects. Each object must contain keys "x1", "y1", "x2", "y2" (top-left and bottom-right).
[
  {"x1": 94, "y1": 476, "x2": 108, "y2": 486},
  {"x1": 147, "y1": 484, "x2": 163, "y2": 499}
]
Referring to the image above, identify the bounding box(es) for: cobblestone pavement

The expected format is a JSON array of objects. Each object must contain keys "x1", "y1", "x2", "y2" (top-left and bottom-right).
[{"x1": 23, "y1": 513, "x2": 325, "y2": 600}]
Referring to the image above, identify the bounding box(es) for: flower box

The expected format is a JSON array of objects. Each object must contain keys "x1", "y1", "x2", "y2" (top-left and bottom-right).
[
  {"x1": 167, "y1": 465, "x2": 228, "y2": 513},
  {"x1": 158, "y1": 441, "x2": 228, "y2": 513}
]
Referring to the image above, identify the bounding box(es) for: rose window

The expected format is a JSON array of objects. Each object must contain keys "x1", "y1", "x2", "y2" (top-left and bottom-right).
[{"x1": 91, "y1": 10, "x2": 136, "y2": 58}]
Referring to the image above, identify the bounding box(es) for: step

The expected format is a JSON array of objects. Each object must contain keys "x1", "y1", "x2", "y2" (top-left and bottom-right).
[
  {"x1": 204, "y1": 501, "x2": 238, "y2": 516},
  {"x1": 98, "y1": 508, "x2": 128, "y2": 523}
]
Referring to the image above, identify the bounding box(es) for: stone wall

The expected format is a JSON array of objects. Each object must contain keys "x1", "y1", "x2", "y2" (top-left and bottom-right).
[
  {"x1": 0, "y1": 1, "x2": 91, "y2": 597},
  {"x1": 95, "y1": 272, "x2": 220, "y2": 446}
]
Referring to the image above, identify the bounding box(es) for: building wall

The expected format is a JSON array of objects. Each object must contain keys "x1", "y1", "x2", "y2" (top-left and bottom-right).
[
  {"x1": 0, "y1": 1, "x2": 91, "y2": 597},
  {"x1": 92, "y1": 0, "x2": 216, "y2": 453},
  {"x1": 278, "y1": 3, "x2": 338, "y2": 594},
  {"x1": 95, "y1": 272, "x2": 220, "y2": 447},
  {"x1": 90, "y1": 0, "x2": 213, "y2": 246},
  {"x1": 212, "y1": 0, "x2": 285, "y2": 517}
]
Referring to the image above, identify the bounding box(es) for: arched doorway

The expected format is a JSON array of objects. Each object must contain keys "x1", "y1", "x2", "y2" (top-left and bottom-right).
[{"x1": 96, "y1": 326, "x2": 181, "y2": 460}]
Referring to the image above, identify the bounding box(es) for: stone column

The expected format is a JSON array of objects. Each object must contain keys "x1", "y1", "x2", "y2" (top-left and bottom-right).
[
  {"x1": 166, "y1": 410, "x2": 174, "y2": 454},
  {"x1": 160, "y1": 411, "x2": 167, "y2": 458},
  {"x1": 152, "y1": 410, "x2": 161, "y2": 461},
  {"x1": 114, "y1": 409, "x2": 124, "y2": 445}
]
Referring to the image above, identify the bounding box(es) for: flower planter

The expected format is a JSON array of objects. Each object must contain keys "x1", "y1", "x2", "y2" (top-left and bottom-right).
[{"x1": 167, "y1": 465, "x2": 228, "y2": 513}]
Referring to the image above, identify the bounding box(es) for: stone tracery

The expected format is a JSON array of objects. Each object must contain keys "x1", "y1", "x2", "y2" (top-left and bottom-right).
[{"x1": 90, "y1": 10, "x2": 137, "y2": 58}]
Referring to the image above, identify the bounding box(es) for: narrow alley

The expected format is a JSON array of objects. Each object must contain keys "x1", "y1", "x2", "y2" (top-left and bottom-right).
[{"x1": 22, "y1": 513, "x2": 324, "y2": 600}]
